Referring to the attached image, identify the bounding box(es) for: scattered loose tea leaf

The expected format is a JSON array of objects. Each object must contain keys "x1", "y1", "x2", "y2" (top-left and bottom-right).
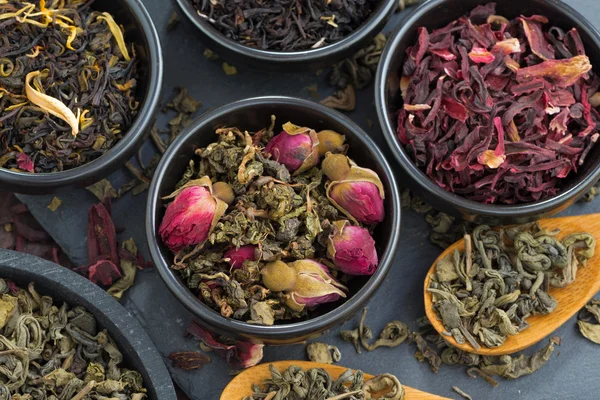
[
  {"x1": 222, "y1": 62, "x2": 238, "y2": 76},
  {"x1": 203, "y1": 48, "x2": 220, "y2": 61},
  {"x1": 578, "y1": 299, "x2": 600, "y2": 344},
  {"x1": 47, "y1": 197, "x2": 62, "y2": 212},
  {"x1": 320, "y1": 85, "x2": 356, "y2": 111},
  {"x1": 168, "y1": 352, "x2": 211, "y2": 370},
  {"x1": 306, "y1": 342, "x2": 341, "y2": 364},
  {"x1": 167, "y1": 11, "x2": 180, "y2": 31},
  {"x1": 87, "y1": 180, "x2": 118, "y2": 203},
  {"x1": 452, "y1": 386, "x2": 473, "y2": 400},
  {"x1": 341, "y1": 308, "x2": 410, "y2": 353}
]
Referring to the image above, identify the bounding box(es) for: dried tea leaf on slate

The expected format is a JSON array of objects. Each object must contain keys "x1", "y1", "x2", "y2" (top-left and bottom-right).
[
  {"x1": 168, "y1": 352, "x2": 211, "y2": 370},
  {"x1": 47, "y1": 197, "x2": 62, "y2": 212},
  {"x1": 578, "y1": 321, "x2": 600, "y2": 344},
  {"x1": 479, "y1": 336, "x2": 561, "y2": 379},
  {"x1": 86, "y1": 179, "x2": 117, "y2": 203},
  {"x1": 306, "y1": 342, "x2": 341, "y2": 364},
  {"x1": 107, "y1": 238, "x2": 139, "y2": 300},
  {"x1": 222, "y1": 62, "x2": 238, "y2": 76},
  {"x1": 452, "y1": 386, "x2": 473, "y2": 400},
  {"x1": 167, "y1": 12, "x2": 180, "y2": 31},
  {"x1": 413, "y1": 332, "x2": 442, "y2": 373},
  {"x1": 203, "y1": 48, "x2": 220, "y2": 61},
  {"x1": 320, "y1": 85, "x2": 356, "y2": 111}
]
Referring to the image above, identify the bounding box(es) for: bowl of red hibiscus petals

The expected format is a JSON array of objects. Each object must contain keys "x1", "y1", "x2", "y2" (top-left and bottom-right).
[
  {"x1": 376, "y1": 0, "x2": 600, "y2": 224},
  {"x1": 146, "y1": 97, "x2": 401, "y2": 344}
]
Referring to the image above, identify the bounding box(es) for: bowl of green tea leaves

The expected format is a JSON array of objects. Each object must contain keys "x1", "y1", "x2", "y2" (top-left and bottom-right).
[
  {"x1": 0, "y1": 248, "x2": 176, "y2": 399},
  {"x1": 147, "y1": 96, "x2": 401, "y2": 344},
  {"x1": 0, "y1": 0, "x2": 163, "y2": 193}
]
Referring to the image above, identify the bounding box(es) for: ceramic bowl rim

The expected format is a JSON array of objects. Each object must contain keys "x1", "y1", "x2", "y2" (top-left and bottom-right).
[
  {"x1": 375, "y1": 0, "x2": 600, "y2": 217},
  {"x1": 146, "y1": 96, "x2": 401, "y2": 339},
  {"x1": 0, "y1": 249, "x2": 176, "y2": 400},
  {"x1": 171, "y1": 0, "x2": 397, "y2": 64},
  {"x1": 0, "y1": 0, "x2": 164, "y2": 189}
]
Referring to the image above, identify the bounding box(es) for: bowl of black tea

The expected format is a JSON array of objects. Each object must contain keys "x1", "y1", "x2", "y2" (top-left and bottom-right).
[
  {"x1": 171, "y1": 0, "x2": 397, "y2": 71},
  {"x1": 0, "y1": 249, "x2": 176, "y2": 400},
  {"x1": 376, "y1": 0, "x2": 600, "y2": 224},
  {"x1": 146, "y1": 97, "x2": 401, "y2": 344},
  {"x1": 0, "y1": 0, "x2": 163, "y2": 194}
]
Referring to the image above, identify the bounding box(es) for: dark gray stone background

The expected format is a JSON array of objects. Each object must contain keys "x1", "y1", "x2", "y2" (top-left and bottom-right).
[{"x1": 16, "y1": 0, "x2": 600, "y2": 399}]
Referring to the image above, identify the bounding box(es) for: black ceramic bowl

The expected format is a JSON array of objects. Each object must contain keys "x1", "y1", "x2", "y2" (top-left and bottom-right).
[
  {"x1": 146, "y1": 97, "x2": 401, "y2": 344},
  {"x1": 0, "y1": 0, "x2": 163, "y2": 195},
  {"x1": 171, "y1": 0, "x2": 396, "y2": 71},
  {"x1": 0, "y1": 249, "x2": 176, "y2": 400},
  {"x1": 376, "y1": 0, "x2": 600, "y2": 225}
]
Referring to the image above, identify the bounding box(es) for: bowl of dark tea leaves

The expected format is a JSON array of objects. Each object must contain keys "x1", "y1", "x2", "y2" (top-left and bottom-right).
[
  {"x1": 0, "y1": 0, "x2": 163, "y2": 194},
  {"x1": 0, "y1": 249, "x2": 177, "y2": 399},
  {"x1": 376, "y1": 0, "x2": 600, "y2": 224},
  {"x1": 171, "y1": 0, "x2": 397, "y2": 71},
  {"x1": 146, "y1": 96, "x2": 401, "y2": 344}
]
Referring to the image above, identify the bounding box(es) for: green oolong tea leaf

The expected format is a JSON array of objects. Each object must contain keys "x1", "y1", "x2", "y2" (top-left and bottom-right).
[
  {"x1": 306, "y1": 342, "x2": 341, "y2": 364},
  {"x1": 577, "y1": 321, "x2": 600, "y2": 344},
  {"x1": 479, "y1": 337, "x2": 561, "y2": 380},
  {"x1": 245, "y1": 364, "x2": 405, "y2": 400},
  {"x1": 0, "y1": 279, "x2": 147, "y2": 398},
  {"x1": 341, "y1": 309, "x2": 410, "y2": 354},
  {"x1": 428, "y1": 223, "x2": 595, "y2": 349},
  {"x1": 86, "y1": 180, "x2": 118, "y2": 203}
]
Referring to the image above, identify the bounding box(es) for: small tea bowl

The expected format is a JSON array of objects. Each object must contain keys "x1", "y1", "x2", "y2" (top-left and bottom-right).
[
  {"x1": 170, "y1": 0, "x2": 397, "y2": 71},
  {"x1": 375, "y1": 0, "x2": 600, "y2": 225},
  {"x1": 146, "y1": 96, "x2": 401, "y2": 344},
  {"x1": 0, "y1": 0, "x2": 163, "y2": 194},
  {"x1": 0, "y1": 249, "x2": 176, "y2": 400}
]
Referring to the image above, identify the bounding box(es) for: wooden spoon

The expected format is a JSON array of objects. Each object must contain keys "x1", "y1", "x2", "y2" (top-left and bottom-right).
[
  {"x1": 221, "y1": 360, "x2": 450, "y2": 399},
  {"x1": 424, "y1": 214, "x2": 600, "y2": 356}
]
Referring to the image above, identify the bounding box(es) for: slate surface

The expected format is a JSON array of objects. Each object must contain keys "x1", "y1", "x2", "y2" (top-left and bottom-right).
[{"x1": 16, "y1": 0, "x2": 600, "y2": 399}]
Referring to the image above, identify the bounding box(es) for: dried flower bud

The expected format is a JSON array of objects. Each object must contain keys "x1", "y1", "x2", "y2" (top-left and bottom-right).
[
  {"x1": 264, "y1": 122, "x2": 320, "y2": 175},
  {"x1": 224, "y1": 245, "x2": 257, "y2": 269},
  {"x1": 159, "y1": 176, "x2": 230, "y2": 253},
  {"x1": 322, "y1": 153, "x2": 385, "y2": 225},
  {"x1": 327, "y1": 220, "x2": 378, "y2": 275},
  {"x1": 261, "y1": 259, "x2": 347, "y2": 311},
  {"x1": 316, "y1": 130, "x2": 346, "y2": 156}
]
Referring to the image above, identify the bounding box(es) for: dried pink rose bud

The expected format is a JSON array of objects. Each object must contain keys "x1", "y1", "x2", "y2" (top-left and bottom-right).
[
  {"x1": 159, "y1": 176, "x2": 233, "y2": 253},
  {"x1": 224, "y1": 245, "x2": 257, "y2": 269},
  {"x1": 327, "y1": 220, "x2": 378, "y2": 275},
  {"x1": 264, "y1": 122, "x2": 320, "y2": 175},
  {"x1": 322, "y1": 153, "x2": 385, "y2": 225},
  {"x1": 261, "y1": 260, "x2": 347, "y2": 311}
]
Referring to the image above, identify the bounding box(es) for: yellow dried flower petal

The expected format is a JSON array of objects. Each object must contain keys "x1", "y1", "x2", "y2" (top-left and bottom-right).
[
  {"x1": 97, "y1": 12, "x2": 131, "y2": 61},
  {"x1": 25, "y1": 70, "x2": 80, "y2": 136}
]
